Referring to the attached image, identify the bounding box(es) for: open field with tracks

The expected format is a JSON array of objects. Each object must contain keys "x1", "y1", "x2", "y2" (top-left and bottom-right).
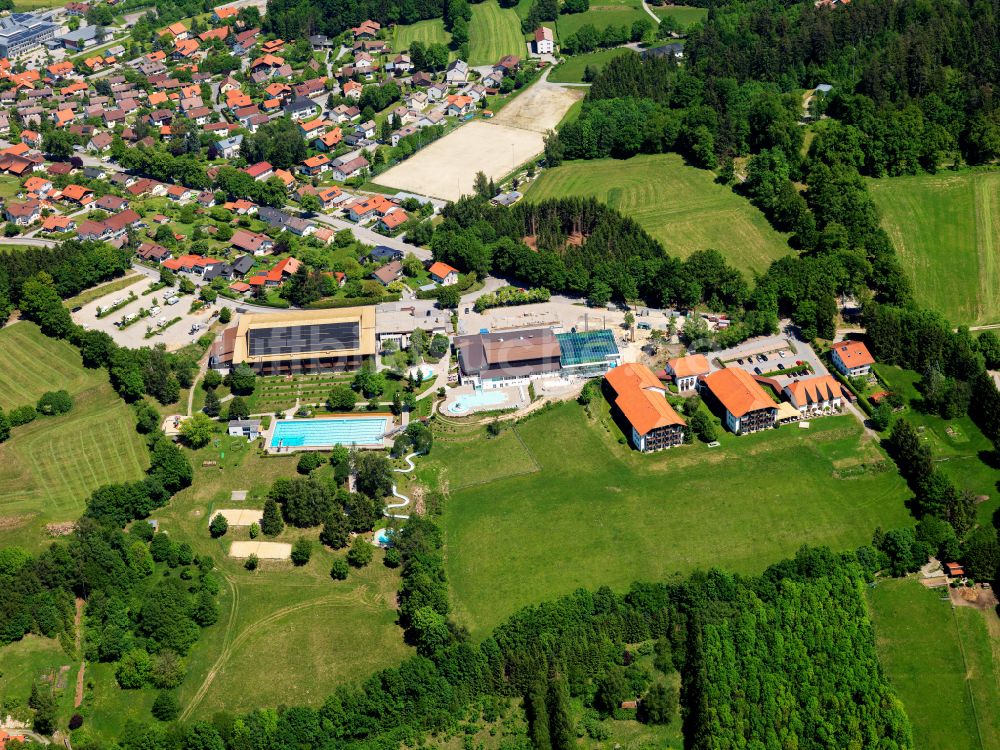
[
  {"x1": 0, "y1": 322, "x2": 148, "y2": 551},
  {"x1": 869, "y1": 170, "x2": 1000, "y2": 326},
  {"x1": 868, "y1": 578, "x2": 1000, "y2": 750},
  {"x1": 425, "y1": 401, "x2": 913, "y2": 635},
  {"x1": 527, "y1": 153, "x2": 792, "y2": 275},
  {"x1": 469, "y1": 0, "x2": 524, "y2": 65}
]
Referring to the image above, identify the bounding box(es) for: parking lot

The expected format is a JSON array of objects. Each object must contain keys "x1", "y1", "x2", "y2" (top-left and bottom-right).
[
  {"x1": 71, "y1": 276, "x2": 223, "y2": 350},
  {"x1": 712, "y1": 330, "x2": 830, "y2": 384}
]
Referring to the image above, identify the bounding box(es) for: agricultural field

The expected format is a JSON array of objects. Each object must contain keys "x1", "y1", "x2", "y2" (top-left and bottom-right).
[
  {"x1": 527, "y1": 153, "x2": 792, "y2": 275},
  {"x1": 392, "y1": 18, "x2": 451, "y2": 48},
  {"x1": 556, "y1": 0, "x2": 648, "y2": 38},
  {"x1": 548, "y1": 47, "x2": 637, "y2": 83},
  {"x1": 868, "y1": 578, "x2": 1000, "y2": 750},
  {"x1": 869, "y1": 169, "x2": 1000, "y2": 326},
  {"x1": 426, "y1": 401, "x2": 913, "y2": 635},
  {"x1": 468, "y1": 0, "x2": 525, "y2": 66},
  {"x1": 0, "y1": 322, "x2": 149, "y2": 551},
  {"x1": 651, "y1": 3, "x2": 707, "y2": 28}
]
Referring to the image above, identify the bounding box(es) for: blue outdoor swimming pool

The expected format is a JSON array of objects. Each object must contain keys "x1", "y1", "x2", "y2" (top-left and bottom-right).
[
  {"x1": 447, "y1": 389, "x2": 510, "y2": 414},
  {"x1": 269, "y1": 417, "x2": 390, "y2": 449}
]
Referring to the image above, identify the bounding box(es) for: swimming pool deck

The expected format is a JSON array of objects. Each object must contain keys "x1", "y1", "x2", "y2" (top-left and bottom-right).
[
  {"x1": 443, "y1": 384, "x2": 527, "y2": 415},
  {"x1": 263, "y1": 414, "x2": 395, "y2": 454}
]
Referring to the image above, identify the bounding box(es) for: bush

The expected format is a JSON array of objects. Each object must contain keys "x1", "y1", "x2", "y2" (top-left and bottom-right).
[
  {"x1": 384, "y1": 547, "x2": 401, "y2": 568},
  {"x1": 209, "y1": 513, "x2": 229, "y2": 538},
  {"x1": 291, "y1": 538, "x2": 312, "y2": 566},
  {"x1": 8, "y1": 405, "x2": 37, "y2": 426},
  {"x1": 244, "y1": 553, "x2": 259, "y2": 571},
  {"x1": 347, "y1": 536, "x2": 374, "y2": 567},
  {"x1": 330, "y1": 558, "x2": 349, "y2": 580},
  {"x1": 68, "y1": 713, "x2": 84, "y2": 730},
  {"x1": 327, "y1": 384, "x2": 358, "y2": 411},
  {"x1": 249, "y1": 522, "x2": 260, "y2": 539},
  {"x1": 36, "y1": 389, "x2": 73, "y2": 416},
  {"x1": 151, "y1": 692, "x2": 180, "y2": 722},
  {"x1": 297, "y1": 451, "x2": 325, "y2": 474}
]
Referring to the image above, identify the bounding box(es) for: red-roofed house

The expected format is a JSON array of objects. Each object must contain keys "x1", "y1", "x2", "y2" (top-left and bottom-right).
[
  {"x1": 605, "y1": 362, "x2": 686, "y2": 452},
  {"x1": 831, "y1": 340, "x2": 875, "y2": 377},
  {"x1": 428, "y1": 261, "x2": 458, "y2": 286},
  {"x1": 244, "y1": 161, "x2": 274, "y2": 181}
]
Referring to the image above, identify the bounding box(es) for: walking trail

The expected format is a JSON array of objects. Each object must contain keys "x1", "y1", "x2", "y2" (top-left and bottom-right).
[{"x1": 384, "y1": 452, "x2": 422, "y2": 519}]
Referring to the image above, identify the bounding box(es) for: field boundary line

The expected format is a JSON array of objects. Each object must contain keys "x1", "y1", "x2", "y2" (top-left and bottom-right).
[
  {"x1": 951, "y1": 605, "x2": 986, "y2": 750},
  {"x1": 510, "y1": 424, "x2": 541, "y2": 472}
]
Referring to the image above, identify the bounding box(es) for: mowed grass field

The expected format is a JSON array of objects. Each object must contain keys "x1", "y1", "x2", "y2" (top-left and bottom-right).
[
  {"x1": 428, "y1": 402, "x2": 913, "y2": 635},
  {"x1": 868, "y1": 578, "x2": 1000, "y2": 750},
  {"x1": 651, "y1": 4, "x2": 707, "y2": 27},
  {"x1": 869, "y1": 170, "x2": 1000, "y2": 326},
  {"x1": 0, "y1": 323, "x2": 148, "y2": 550},
  {"x1": 557, "y1": 5, "x2": 648, "y2": 38},
  {"x1": 549, "y1": 47, "x2": 637, "y2": 83},
  {"x1": 527, "y1": 153, "x2": 792, "y2": 275},
  {"x1": 469, "y1": 0, "x2": 525, "y2": 65},
  {"x1": 393, "y1": 18, "x2": 451, "y2": 48}
]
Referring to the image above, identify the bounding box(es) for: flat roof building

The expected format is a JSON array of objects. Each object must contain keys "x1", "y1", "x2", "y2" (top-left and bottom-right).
[
  {"x1": 215, "y1": 308, "x2": 376, "y2": 375},
  {"x1": 556, "y1": 329, "x2": 622, "y2": 379},
  {"x1": 455, "y1": 328, "x2": 561, "y2": 389},
  {"x1": 0, "y1": 12, "x2": 59, "y2": 58},
  {"x1": 700, "y1": 367, "x2": 777, "y2": 435}
]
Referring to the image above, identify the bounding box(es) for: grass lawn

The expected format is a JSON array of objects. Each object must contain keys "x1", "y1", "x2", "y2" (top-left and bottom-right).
[
  {"x1": 875, "y1": 364, "x2": 999, "y2": 527},
  {"x1": 469, "y1": 0, "x2": 525, "y2": 66},
  {"x1": 869, "y1": 169, "x2": 1000, "y2": 326},
  {"x1": 0, "y1": 323, "x2": 149, "y2": 551},
  {"x1": 527, "y1": 153, "x2": 792, "y2": 275},
  {"x1": 557, "y1": 2, "x2": 648, "y2": 38},
  {"x1": 427, "y1": 400, "x2": 913, "y2": 635},
  {"x1": 0, "y1": 174, "x2": 22, "y2": 199},
  {"x1": 393, "y1": 18, "x2": 451, "y2": 48},
  {"x1": 651, "y1": 4, "x2": 707, "y2": 27},
  {"x1": 0, "y1": 635, "x2": 80, "y2": 727},
  {"x1": 63, "y1": 273, "x2": 145, "y2": 310},
  {"x1": 549, "y1": 47, "x2": 637, "y2": 83},
  {"x1": 868, "y1": 578, "x2": 1000, "y2": 750}
]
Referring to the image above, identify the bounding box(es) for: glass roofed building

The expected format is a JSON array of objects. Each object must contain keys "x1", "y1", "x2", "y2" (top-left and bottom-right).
[{"x1": 556, "y1": 329, "x2": 622, "y2": 379}]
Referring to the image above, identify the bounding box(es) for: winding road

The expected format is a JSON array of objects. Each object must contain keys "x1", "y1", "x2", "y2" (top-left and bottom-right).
[{"x1": 384, "y1": 452, "x2": 422, "y2": 519}]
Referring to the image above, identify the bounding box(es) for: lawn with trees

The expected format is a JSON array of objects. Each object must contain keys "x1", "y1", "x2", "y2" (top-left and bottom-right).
[
  {"x1": 548, "y1": 47, "x2": 637, "y2": 84},
  {"x1": 869, "y1": 169, "x2": 1000, "y2": 327},
  {"x1": 525, "y1": 153, "x2": 792, "y2": 276},
  {"x1": 426, "y1": 400, "x2": 913, "y2": 634}
]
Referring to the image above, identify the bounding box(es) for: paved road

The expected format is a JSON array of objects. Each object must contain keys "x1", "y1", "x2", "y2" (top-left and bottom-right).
[
  {"x1": 309, "y1": 212, "x2": 432, "y2": 261},
  {"x1": 641, "y1": 0, "x2": 661, "y2": 24},
  {"x1": 0, "y1": 236, "x2": 57, "y2": 248}
]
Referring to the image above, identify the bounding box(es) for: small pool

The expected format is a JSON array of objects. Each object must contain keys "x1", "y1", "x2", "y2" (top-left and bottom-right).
[
  {"x1": 374, "y1": 528, "x2": 394, "y2": 547},
  {"x1": 269, "y1": 416, "x2": 390, "y2": 449},
  {"x1": 447, "y1": 390, "x2": 510, "y2": 414}
]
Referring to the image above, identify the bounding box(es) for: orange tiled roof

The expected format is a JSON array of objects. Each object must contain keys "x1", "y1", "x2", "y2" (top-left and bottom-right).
[
  {"x1": 703, "y1": 367, "x2": 775, "y2": 418},
  {"x1": 832, "y1": 340, "x2": 874, "y2": 368},
  {"x1": 605, "y1": 363, "x2": 685, "y2": 436},
  {"x1": 667, "y1": 353, "x2": 710, "y2": 379}
]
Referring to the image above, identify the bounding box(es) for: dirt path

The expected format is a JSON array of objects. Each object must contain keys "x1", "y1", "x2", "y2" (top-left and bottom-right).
[{"x1": 186, "y1": 351, "x2": 211, "y2": 417}]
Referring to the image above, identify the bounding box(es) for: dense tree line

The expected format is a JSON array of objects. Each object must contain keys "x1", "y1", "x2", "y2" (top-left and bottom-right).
[{"x1": 102, "y1": 543, "x2": 913, "y2": 750}]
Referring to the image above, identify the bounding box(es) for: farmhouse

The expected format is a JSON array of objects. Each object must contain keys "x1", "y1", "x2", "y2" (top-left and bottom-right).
[
  {"x1": 665, "y1": 354, "x2": 710, "y2": 391},
  {"x1": 700, "y1": 367, "x2": 777, "y2": 435},
  {"x1": 605, "y1": 362, "x2": 686, "y2": 452},
  {"x1": 830, "y1": 340, "x2": 874, "y2": 377},
  {"x1": 211, "y1": 307, "x2": 377, "y2": 375},
  {"x1": 782, "y1": 375, "x2": 844, "y2": 415},
  {"x1": 533, "y1": 26, "x2": 554, "y2": 55}
]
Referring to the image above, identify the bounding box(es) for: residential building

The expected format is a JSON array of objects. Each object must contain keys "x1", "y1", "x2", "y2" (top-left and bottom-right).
[
  {"x1": 4, "y1": 199, "x2": 40, "y2": 225},
  {"x1": 372, "y1": 260, "x2": 403, "y2": 286},
  {"x1": 782, "y1": 374, "x2": 844, "y2": 415},
  {"x1": 231, "y1": 229, "x2": 273, "y2": 255},
  {"x1": 445, "y1": 59, "x2": 469, "y2": 83},
  {"x1": 700, "y1": 367, "x2": 777, "y2": 435},
  {"x1": 428, "y1": 261, "x2": 458, "y2": 286},
  {"x1": 532, "y1": 26, "x2": 554, "y2": 55},
  {"x1": 665, "y1": 354, "x2": 710, "y2": 392},
  {"x1": 605, "y1": 362, "x2": 685, "y2": 452},
  {"x1": 830, "y1": 340, "x2": 875, "y2": 377}
]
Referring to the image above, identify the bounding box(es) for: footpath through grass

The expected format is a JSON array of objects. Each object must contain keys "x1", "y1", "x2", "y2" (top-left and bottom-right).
[
  {"x1": 527, "y1": 153, "x2": 792, "y2": 275},
  {"x1": 469, "y1": 0, "x2": 524, "y2": 66},
  {"x1": 868, "y1": 578, "x2": 1000, "y2": 750},
  {"x1": 430, "y1": 400, "x2": 913, "y2": 635},
  {"x1": 0, "y1": 322, "x2": 149, "y2": 551},
  {"x1": 869, "y1": 169, "x2": 1000, "y2": 326}
]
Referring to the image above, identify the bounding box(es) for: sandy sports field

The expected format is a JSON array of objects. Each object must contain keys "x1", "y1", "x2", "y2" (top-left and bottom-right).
[
  {"x1": 378, "y1": 78, "x2": 583, "y2": 201},
  {"x1": 210, "y1": 509, "x2": 264, "y2": 527},
  {"x1": 229, "y1": 541, "x2": 292, "y2": 559}
]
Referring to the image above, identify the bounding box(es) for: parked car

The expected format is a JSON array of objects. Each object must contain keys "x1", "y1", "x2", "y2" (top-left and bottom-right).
[
  {"x1": 777, "y1": 363, "x2": 785, "y2": 370},
  {"x1": 737, "y1": 358, "x2": 744, "y2": 365},
  {"x1": 753, "y1": 367, "x2": 762, "y2": 375}
]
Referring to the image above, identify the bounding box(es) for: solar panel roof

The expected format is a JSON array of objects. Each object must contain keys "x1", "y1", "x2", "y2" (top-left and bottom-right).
[{"x1": 247, "y1": 321, "x2": 360, "y2": 357}]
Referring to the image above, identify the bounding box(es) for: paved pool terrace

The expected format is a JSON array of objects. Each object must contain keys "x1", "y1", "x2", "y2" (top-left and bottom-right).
[{"x1": 264, "y1": 415, "x2": 393, "y2": 453}]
